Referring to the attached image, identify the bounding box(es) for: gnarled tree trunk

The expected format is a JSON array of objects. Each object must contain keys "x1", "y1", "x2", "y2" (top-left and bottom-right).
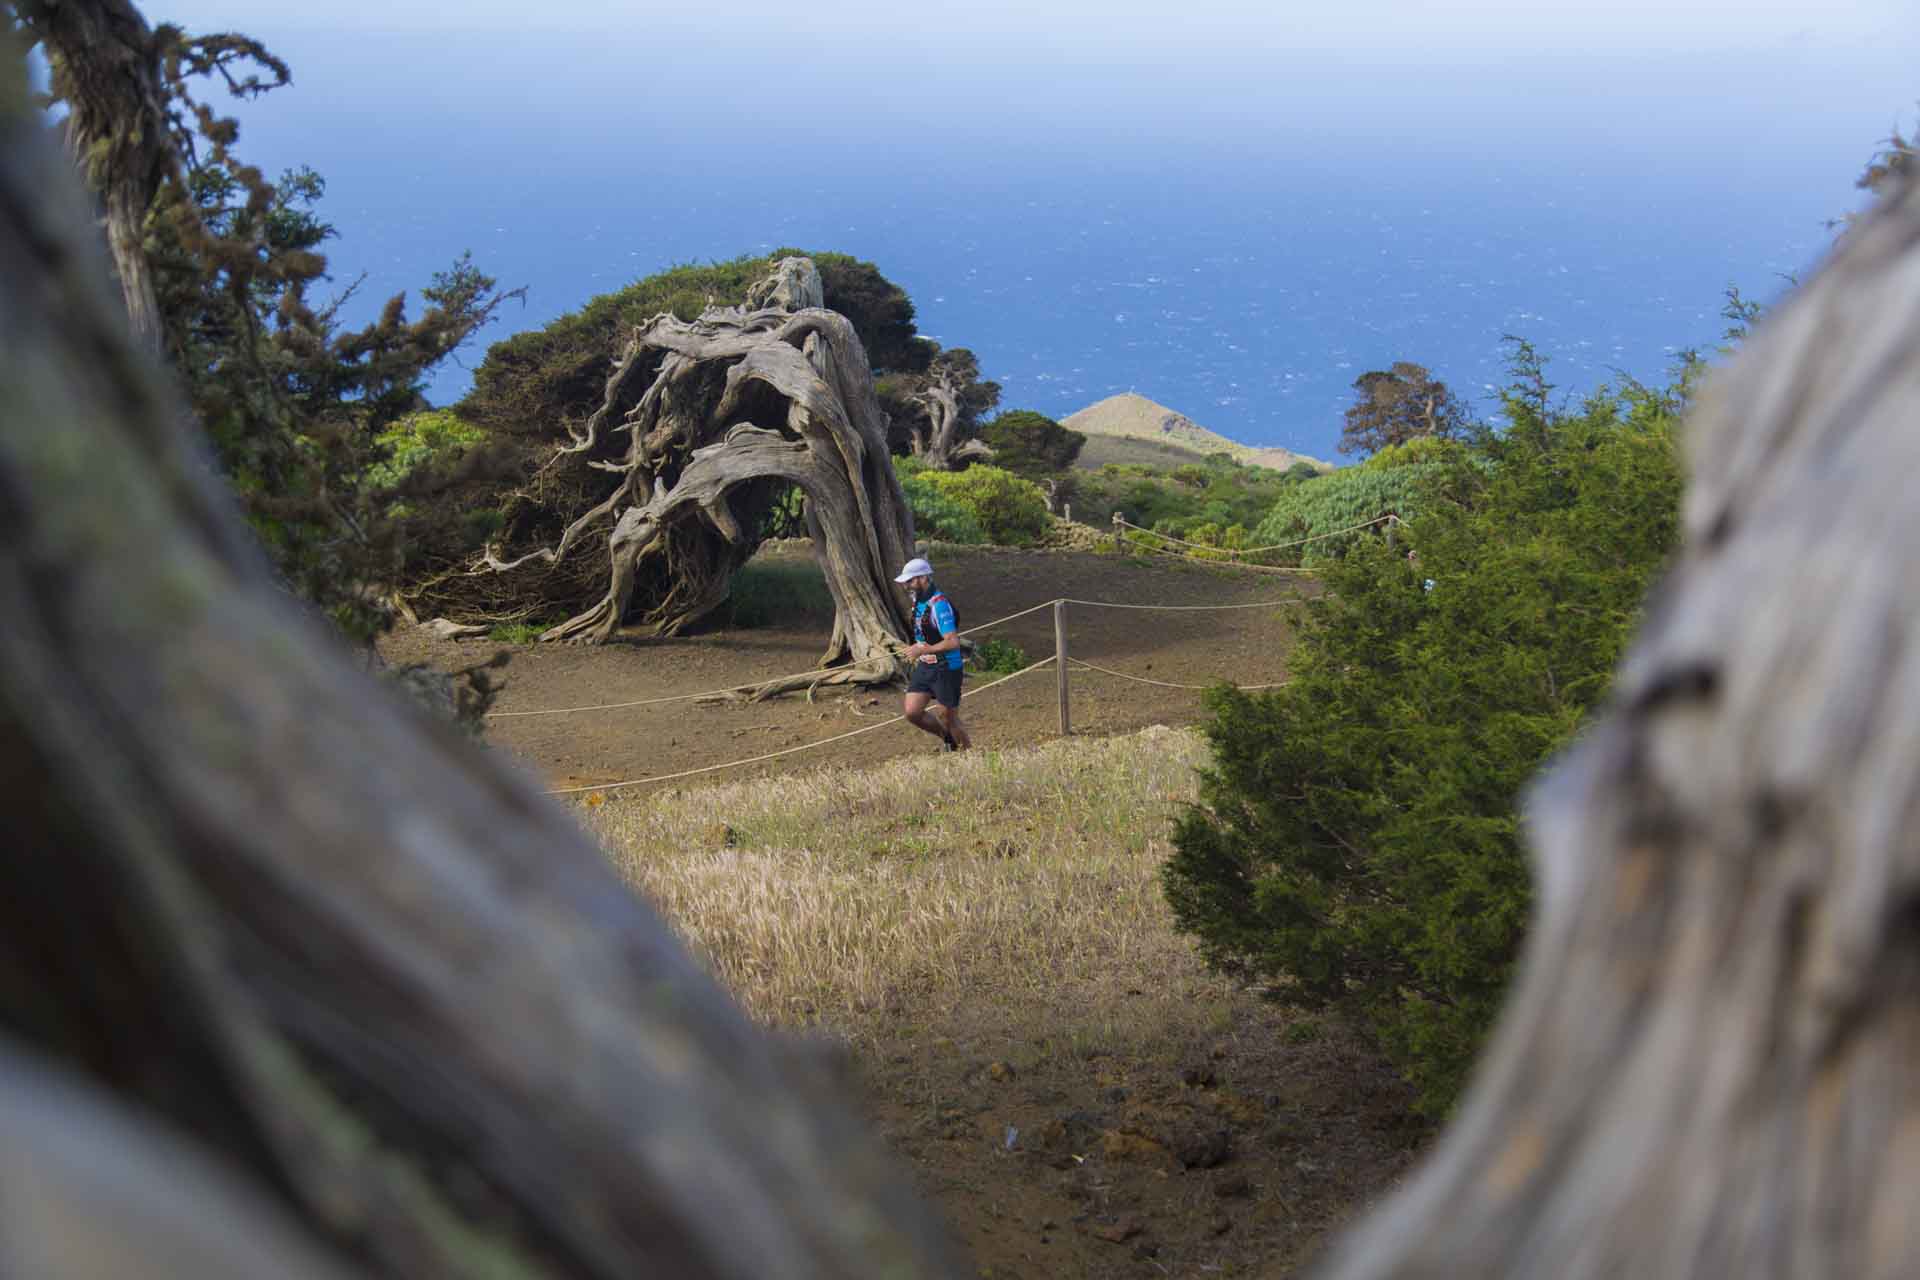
[
  {"x1": 907, "y1": 362, "x2": 993, "y2": 471},
  {"x1": 0, "y1": 72, "x2": 960, "y2": 1280},
  {"x1": 482, "y1": 257, "x2": 916, "y2": 695},
  {"x1": 16, "y1": 0, "x2": 175, "y2": 350},
  {"x1": 1320, "y1": 176, "x2": 1920, "y2": 1277}
]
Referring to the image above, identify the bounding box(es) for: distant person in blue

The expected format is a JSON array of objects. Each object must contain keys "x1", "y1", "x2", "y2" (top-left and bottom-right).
[{"x1": 895, "y1": 557, "x2": 972, "y2": 751}]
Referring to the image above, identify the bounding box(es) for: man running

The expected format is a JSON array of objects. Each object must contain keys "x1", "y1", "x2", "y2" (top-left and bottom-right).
[{"x1": 895, "y1": 557, "x2": 972, "y2": 751}]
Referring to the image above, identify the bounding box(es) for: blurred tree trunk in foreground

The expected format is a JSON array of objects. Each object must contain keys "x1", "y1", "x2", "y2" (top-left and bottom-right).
[
  {"x1": 11, "y1": 5, "x2": 1920, "y2": 1273},
  {"x1": 0, "y1": 57, "x2": 960, "y2": 1280},
  {"x1": 1318, "y1": 174, "x2": 1920, "y2": 1277}
]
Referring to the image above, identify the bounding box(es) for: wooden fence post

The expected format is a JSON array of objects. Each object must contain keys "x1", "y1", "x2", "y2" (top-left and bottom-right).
[
  {"x1": 1054, "y1": 599, "x2": 1071, "y2": 737},
  {"x1": 1111, "y1": 511, "x2": 1124, "y2": 552}
]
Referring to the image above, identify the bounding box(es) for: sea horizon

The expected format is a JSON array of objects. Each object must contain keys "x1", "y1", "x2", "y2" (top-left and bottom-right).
[{"x1": 155, "y1": 7, "x2": 1906, "y2": 460}]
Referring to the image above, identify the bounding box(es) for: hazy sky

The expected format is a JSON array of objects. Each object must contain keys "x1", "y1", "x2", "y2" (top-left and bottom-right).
[
  {"x1": 158, "y1": 0, "x2": 1912, "y2": 49},
  {"x1": 153, "y1": 0, "x2": 1917, "y2": 143},
  {"x1": 136, "y1": 1, "x2": 1918, "y2": 450}
]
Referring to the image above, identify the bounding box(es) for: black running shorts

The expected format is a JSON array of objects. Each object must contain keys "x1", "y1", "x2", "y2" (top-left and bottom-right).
[{"x1": 907, "y1": 660, "x2": 964, "y2": 708}]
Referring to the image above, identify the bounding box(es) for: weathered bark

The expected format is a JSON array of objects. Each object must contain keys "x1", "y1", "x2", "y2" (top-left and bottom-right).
[
  {"x1": 0, "y1": 78, "x2": 960, "y2": 1280},
  {"x1": 480, "y1": 257, "x2": 916, "y2": 690},
  {"x1": 15, "y1": 0, "x2": 175, "y2": 350},
  {"x1": 0, "y1": 1037, "x2": 360, "y2": 1280},
  {"x1": 1319, "y1": 177, "x2": 1920, "y2": 1277}
]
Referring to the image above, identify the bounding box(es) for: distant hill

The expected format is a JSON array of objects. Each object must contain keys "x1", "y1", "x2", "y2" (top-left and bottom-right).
[{"x1": 1060, "y1": 394, "x2": 1328, "y2": 473}]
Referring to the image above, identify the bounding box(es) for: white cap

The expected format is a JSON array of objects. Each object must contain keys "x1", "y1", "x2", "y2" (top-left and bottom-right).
[{"x1": 894, "y1": 557, "x2": 934, "y2": 583}]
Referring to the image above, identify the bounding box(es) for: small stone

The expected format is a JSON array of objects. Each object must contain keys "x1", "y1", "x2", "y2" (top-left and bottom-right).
[
  {"x1": 987, "y1": 1060, "x2": 1017, "y2": 1083},
  {"x1": 1209, "y1": 1214, "x2": 1234, "y2": 1236},
  {"x1": 1088, "y1": 1217, "x2": 1142, "y2": 1244}
]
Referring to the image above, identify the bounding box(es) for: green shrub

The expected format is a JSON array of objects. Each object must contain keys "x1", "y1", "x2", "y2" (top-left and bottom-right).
[
  {"x1": 1070, "y1": 455, "x2": 1304, "y2": 540},
  {"x1": 726, "y1": 559, "x2": 834, "y2": 629},
  {"x1": 929, "y1": 465, "x2": 1051, "y2": 545},
  {"x1": 488, "y1": 620, "x2": 550, "y2": 644},
  {"x1": 1357, "y1": 435, "x2": 1460, "y2": 472},
  {"x1": 1252, "y1": 460, "x2": 1447, "y2": 561},
  {"x1": 759, "y1": 484, "x2": 808, "y2": 539},
  {"x1": 968, "y1": 635, "x2": 1030, "y2": 676},
  {"x1": 365, "y1": 408, "x2": 489, "y2": 490},
  {"x1": 1164, "y1": 386, "x2": 1684, "y2": 1115},
  {"x1": 897, "y1": 459, "x2": 1049, "y2": 545},
  {"x1": 897, "y1": 457, "x2": 989, "y2": 544}
]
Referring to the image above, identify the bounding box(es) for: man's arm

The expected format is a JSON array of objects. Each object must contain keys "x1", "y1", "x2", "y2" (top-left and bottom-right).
[{"x1": 904, "y1": 599, "x2": 963, "y2": 661}]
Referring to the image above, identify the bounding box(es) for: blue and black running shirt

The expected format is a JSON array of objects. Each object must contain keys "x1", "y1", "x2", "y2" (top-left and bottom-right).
[{"x1": 913, "y1": 587, "x2": 964, "y2": 670}]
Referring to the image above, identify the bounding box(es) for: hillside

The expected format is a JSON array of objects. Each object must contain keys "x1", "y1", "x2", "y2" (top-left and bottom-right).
[{"x1": 1062, "y1": 393, "x2": 1329, "y2": 473}]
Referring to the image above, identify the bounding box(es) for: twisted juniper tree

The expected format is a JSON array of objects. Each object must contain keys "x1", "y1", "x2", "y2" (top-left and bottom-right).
[
  {"x1": 880, "y1": 343, "x2": 1001, "y2": 470},
  {"x1": 482, "y1": 257, "x2": 920, "y2": 696}
]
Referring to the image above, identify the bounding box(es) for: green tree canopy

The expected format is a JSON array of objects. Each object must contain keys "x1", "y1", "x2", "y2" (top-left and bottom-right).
[
  {"x1": 976, "y1": 409, "x2": 1085, "y2": 477},
  {"x1": 1165, "y1": 376, "x2": 1686, "y2": 1114},
  {"x1": 1338, "y1": 361, "x2": 1470, "y2": 457},
  {"x1": 16, "y1": 0, "x2": 513, "y2": 638},
  {"x1": 458, "y1": 250, "x2": 932, "y2": 437}
]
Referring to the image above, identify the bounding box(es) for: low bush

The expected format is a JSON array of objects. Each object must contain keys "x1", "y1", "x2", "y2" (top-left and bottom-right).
[
  {"x1": 1071, "y1": 455, "x2": 1307, "y2": 540},
  {"x1": 897, "y1": 458, "x2": 989, "y2": 543},
  {"x1": 931, "y1": 465, "x2": 1052, "y2": 545},
  {"x1": 897, "y1": 459, "x2": 1049, "y2": 545},
  {"x1": 1250, "y1": 459, "x2": 1447, "y2": 562},
  {"x1": 726, "y1": 558, "x2": 834, "y2": 629},
  {"x1": 487, "y1": 620, "x2": 550, "y2": 644},
  {"x1": 967, "y1": 635, "x2": 1030, "y2": 676},
  {"x1": 365, "y1": 408, "x2": 490, "y2": 491}
]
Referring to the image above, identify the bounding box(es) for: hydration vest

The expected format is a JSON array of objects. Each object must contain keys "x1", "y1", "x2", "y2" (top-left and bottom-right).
[{"x1": 914, "y1": 590, "x2": 964, "y2": 670}]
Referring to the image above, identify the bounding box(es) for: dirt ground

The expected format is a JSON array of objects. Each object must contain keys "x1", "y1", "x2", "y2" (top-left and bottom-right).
[
  {"x1": 850, "y1": 989, "x2": 1422, "y2": 1279},
  {"x1": 383, "y1": 545, "x2": 1322, "y2": 793},
  {"x1": 384, "y1": 547, "x2": 1426, "y2": 1276}
]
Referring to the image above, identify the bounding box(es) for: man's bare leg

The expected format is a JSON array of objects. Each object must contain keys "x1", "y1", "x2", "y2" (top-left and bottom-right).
[
  {"x1": 903, "y1": 691, "x2": 950, "y2": 741},
  {"x1": 939, "y1": 704, "x2": 971, "y2": 750}
]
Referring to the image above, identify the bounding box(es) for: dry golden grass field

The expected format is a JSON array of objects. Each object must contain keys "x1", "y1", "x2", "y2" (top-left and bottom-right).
[
  {"x1": 387, "y1": 544, "x2": 1422, "y2": 1273},
  {"x1": 581, "y1": 728, "x2": 1421, "y2": 1278}
]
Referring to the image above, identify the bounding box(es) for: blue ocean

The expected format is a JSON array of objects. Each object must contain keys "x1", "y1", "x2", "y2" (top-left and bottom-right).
[{"x1": 217, "y1": 26, "x2": 1876, "y2": 463}]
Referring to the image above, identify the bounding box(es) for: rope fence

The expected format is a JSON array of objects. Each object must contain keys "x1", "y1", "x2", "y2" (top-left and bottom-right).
[
  {"x1": 1112, "y1": 512, "x2": 1399, "y2": 556},
  {"x1": 491, "y1": 574, "x2": 1333, "y2": 794},
  {"x1": 489, "y1": 597, "x2": 1063, "y2": 719},
  {"x1": 1068, "y1": 657, "x2": 1289, "y2": 692},
  {"x1": 545, "y1": 655, "x2": 1058, "y2": 795},
  {"x1": 1118, "y1": 536, "x2": 1316, "y2": 575}
]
